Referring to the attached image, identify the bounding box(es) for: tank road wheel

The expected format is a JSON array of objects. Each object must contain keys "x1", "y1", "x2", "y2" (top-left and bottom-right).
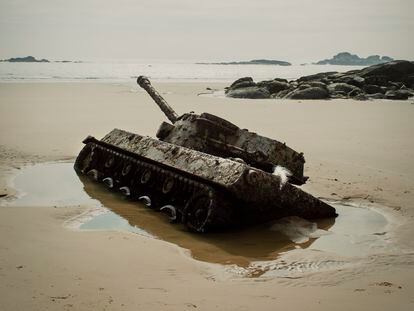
[
  {"x1": 105, "y1": 156, "x2": 115, "y2": 169},
  {"x1": 138, "y1": 195, "x2": 152, "y2": 207},
  {"x1": 160, "y1": 205, "x2": 178, "y2": 223},
  {"x1": 117, "y1": 161, "x2": 134, "y2": 197},
  {"x1": 119, "y1": 186, "x2": 131, "y2": 196},
  {"x1": 74, "y1": 143, "x2": 95, "y2": 173},
  {"x1": 121, "y1": 163, "x2": 132, "y2": 176},
  {"x1": 140, "y1": 169, "x2": 152, "y2": 184},
  {"x1": 86, "y1": 169, "x2": 101, "y2": 181},
  {"x1": 183, "y1": 189, "x2": 215, "y2": 233},
  {"x1": 102, "y1": 177, "x2": 114, "y2": 188},
  {"x1": 162, "y1": 177, "x2": 174, "y2": 194}
]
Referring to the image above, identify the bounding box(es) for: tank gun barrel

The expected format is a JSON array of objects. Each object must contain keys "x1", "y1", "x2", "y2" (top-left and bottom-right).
[{"x1": 137, "y1": 76, "x2": 179, "y2": 123}]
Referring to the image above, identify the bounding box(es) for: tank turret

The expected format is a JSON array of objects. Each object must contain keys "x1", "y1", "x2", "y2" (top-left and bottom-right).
[{"x1": 137, "y1": 76, "x2": 307, "y2": 185}]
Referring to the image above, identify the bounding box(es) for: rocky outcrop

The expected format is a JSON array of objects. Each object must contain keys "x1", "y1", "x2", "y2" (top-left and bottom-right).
[
  {"x1": 228, "y1": 77, "x2": 256, "y2": 90},
  {"x1": 358, "y1": 60, "x2": 414, "y2": 86},
  {"x1": 256, "y1": 80, "x2": 290, "y2": 93},
  {"x1": 327, "y1": 83, "x2": 361, "y2": 95},
  {"x1": 297, "y1": 72, "x2": 337, "y2": 83},
  {"x1": 316, "y1": 52, "x2": 394, "y2": 66},
  {"x1": 363, "y1": 84, "x2": 385, "y2": 94},
  {"x1": 226, "y1": 86, "x2": 271, "y2": 99},
  {"x1": 385, "y1": 90, "x2": 410, "y2": 100},
  {"x1": 284, "y1": 87, "x2": 329, "y2": 99},
  {"x1": 226, "y1": 60, "x2": 414, "y2": 101}
]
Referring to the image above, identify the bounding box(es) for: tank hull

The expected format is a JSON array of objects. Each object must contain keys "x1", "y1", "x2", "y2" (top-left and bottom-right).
[{"x1": 74, "y1": 129, "x2": 336, "y2": 232}]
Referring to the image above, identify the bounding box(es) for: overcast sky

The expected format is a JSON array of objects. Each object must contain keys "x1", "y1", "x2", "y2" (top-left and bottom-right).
[{"x1": 0, "y1": 0, "x2": 412, "y2": 62}]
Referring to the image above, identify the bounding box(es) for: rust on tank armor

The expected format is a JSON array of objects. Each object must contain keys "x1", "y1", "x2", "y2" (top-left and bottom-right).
[
  {"x1": 74, "y1": 77, "x2": 336, "y2": 232},
  {"x1": 137, "y1": 76, "x2": 307, "y2": 185}
]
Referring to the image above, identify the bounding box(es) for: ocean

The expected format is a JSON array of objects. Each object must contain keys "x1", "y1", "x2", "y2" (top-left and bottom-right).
[{"x1": 0, "y1": 60, "x2": 364, "y2": 83}]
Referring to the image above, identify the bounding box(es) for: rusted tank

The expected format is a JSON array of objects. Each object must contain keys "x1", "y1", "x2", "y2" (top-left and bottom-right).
[
  {"x1": 74, "y1": 77, "x2": 336, "y2": 232},
  {"x1": 137, "y1": 76, "x2": 307, "y2": 185}
]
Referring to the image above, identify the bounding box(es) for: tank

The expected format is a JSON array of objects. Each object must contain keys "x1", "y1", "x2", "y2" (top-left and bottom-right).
[
  {"x1": 74, "y1": 77, "x2": 337, "y2": 232},
  {"x1": 137, "y1": 76, "x2": 307, "y2": 185}
]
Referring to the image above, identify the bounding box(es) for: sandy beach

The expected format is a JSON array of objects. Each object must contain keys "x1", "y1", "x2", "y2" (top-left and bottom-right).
[{"x1": 1, "y1": 82, "x2": 414, "y2": 310}]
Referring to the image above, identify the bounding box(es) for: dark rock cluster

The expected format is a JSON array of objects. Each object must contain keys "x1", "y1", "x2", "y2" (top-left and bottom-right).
[{"x1": 225, "y1": 60, "x2": 414, "y2": 101}]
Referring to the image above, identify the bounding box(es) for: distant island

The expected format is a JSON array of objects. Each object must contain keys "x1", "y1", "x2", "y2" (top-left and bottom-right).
[
  {"x1": 0, "y1": 56, "x2": 82, "y2": 63},
  {"x1": 316, "y1": 52, "x2": 394, "y2": 66},
  {"x1": 1, "y1": 56, "x2": 50, "y2": 63},
  {"x1": 197, "y1": 59, "x2": 291, "y2": 66}
]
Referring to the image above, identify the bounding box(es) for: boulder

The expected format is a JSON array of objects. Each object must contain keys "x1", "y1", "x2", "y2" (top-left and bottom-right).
[
  {"x1": 321, "y1": 78, "x2": 330, "y2": 84},
  {"x1": 387, "y1": 85, "x2": 397, "y2": 91},
  {"x1": 403, "y1": 88, "x2": 414, "y2": 97},
  {"x1": 348, "y1": 88, "x2": 363, "y2": 98},
  {"x1": 230, "y1": 77, "x2": 253, "y2": 87},
  {"x1": 227, "y1": 80, "x2": 256, "y2": 92},
  {"x1": 297, "y1": 84, "x2": 311, "y2": 90},
  {"x1": 289, "y1": 81, "x2": 299, "y2": 88},
  {"x1": 329, "y1": 72, "x2": 347, "y2": 80},
  {"x1": 354, "y1": 93, "x2": 368, "y2": 101},
  {"x1": 388, "y1": 81, "x2": 404, "y2": 89},
  {"x1": 297, "y1": 71, "x2": 337, "y2": 83},
  {"x1": 307, "y1": 81, "x2": 327, "y2": 89},
  {"x1": 367, "y1": 93, "x2": 385, "y2": 99},
  {"x1": 273, "y1": 78, "x2": 289, "y2": 83},
  {"x1": 363, "y1": 75, "x2": 389, "y2": 86},
  {"x1": 226, "y1": 77, "x2": 257, "y2": 94},
  {"x1": 257, "y1": 80, "x2": 290, "y2": 94},
  {"x1": 284, "y1": 87, "x2": 329, "y2": 99},
  {"x1": 272, "y1": 89, "x2": 291, "y2": 98},
  {"x1": 330, "y1": 93, "x2": 348, "y2": 99},
  {"x1": 359, "y1": 60, "x2": 414, "y2": 83},
  {"x1": 405, "y1": 75, "x2": 414, "y2": 88},
  {"x1": 327, "y1": 83, "x2": 361, "y2": 95},
  {"x1": 363, "y1": 84, "x2": 385, "y2": 94},
  {"x1": 397, "y1": 89, "x2": 413, "y2": 98},
  {"x1": 334, "y1": 75, "x2": 365, "y2": 88},
  {"x1": 226, "y1": 86, "x2": 271, "y2": 99},
  {"x1": 353, "y1": 76, "x2": 366, "y2": 87},
  {"x1": 385, "y1": 90, "x2": 409, "y2": 100}
]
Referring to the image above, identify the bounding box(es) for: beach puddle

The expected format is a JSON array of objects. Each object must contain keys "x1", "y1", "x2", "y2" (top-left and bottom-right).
[
  {"x1": 3, "y1": 162, "x2": 100, "y2": 207},
  {"x1": 1, "y1": 162, "x2": 394, "y2": 269}
]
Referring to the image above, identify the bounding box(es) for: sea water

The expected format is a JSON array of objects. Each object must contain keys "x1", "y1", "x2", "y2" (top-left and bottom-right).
[{"x1": 0, "y1": 59, "x2": 364, "y2": 83}]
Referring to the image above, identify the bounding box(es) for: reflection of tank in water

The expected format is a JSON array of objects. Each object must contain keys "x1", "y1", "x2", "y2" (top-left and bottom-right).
[
  {"x1": 74, "y1": 76, "x2": 337, "y2": 232},
  {"x1": 78, "y1": 174, "x2": 336, "y2": 266}
]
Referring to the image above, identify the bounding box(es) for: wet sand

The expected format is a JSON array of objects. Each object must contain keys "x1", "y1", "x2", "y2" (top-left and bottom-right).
[
  {"x1": 1, "y1": 82, "x2": 414, "y2": 310},
  {"x1": 6, "y1": 162, "x2": 393, "y2": 269}
]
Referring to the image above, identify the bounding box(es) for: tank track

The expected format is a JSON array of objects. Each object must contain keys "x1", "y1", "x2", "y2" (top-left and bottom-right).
[{"x1": 74, "y1": 142, "x2": 235, "y2": 232}]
